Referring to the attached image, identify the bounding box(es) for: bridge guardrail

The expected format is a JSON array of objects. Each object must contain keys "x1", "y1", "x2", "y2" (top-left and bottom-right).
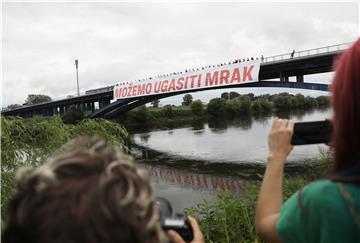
[{"x1": 263, "y1": 42, "x2": 352, "y2": 63}]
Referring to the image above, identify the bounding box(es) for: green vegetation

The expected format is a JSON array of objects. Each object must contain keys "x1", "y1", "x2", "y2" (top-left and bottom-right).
[
  {"x1": 117, "y1": 92, "x2": 330, "y2": 130},
  {"x1": 207, "y1": 92, "x2": 329, "y2": 118},
  {"x1": 1, "y1": 116, "x2": 128, "y2": 220},
  {"x1": 190, "y1": 100, "x2": 204, "y2": 116},
  {"x1": 61, "y1": 105, "x2": 85, "y2": 124},
  {"x1": 186, "y1": 150, "x2": 333, "y2": 243},
  {"x1": 151, "y1": 99, "x2": 160, "y2": 108}
]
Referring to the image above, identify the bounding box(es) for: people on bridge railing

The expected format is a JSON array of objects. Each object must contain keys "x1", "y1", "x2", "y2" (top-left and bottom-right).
[{"x1": 116, "y1": 56, "x2": 260, "y2": 86}]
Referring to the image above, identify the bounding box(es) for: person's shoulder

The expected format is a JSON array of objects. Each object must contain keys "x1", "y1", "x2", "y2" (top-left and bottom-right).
[
  {"x1": 303, "y1": 179, "x2": 338, "y2": 194},
  {"x1": 301, "y1": 179, "x2": 345, "y2": 207}
]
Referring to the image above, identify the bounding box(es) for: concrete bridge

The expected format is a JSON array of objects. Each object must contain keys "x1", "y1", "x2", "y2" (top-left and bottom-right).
[{"x1": 3, "y1": 42, "x2": 351, "y2": 119}]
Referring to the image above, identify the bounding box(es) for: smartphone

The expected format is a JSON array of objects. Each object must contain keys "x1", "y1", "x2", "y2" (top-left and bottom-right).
[{"x1": 291, "y1": 120, "x2": 332, "y2": 145}]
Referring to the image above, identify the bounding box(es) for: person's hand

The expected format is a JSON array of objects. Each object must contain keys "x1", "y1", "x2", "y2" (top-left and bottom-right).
[
  {"x1": 268, "y1": 118, "x2": 294, "y2": 162},
  {"x1": 168, "y1": 216, "x2": 205, "y2": 243}
]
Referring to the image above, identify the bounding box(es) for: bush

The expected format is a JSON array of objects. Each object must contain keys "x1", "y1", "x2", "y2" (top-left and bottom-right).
[
  {"x1": 190, "y1": 100, "x2": 203, "y2": 116},
  {"x1": 126, "y1": 106, "x2": 151, "y2": 124},
  {"x1": 62, "y1": 105, "x2": 84, "y2": 124},
  {"x1": 163, "y1": 105, "x2": 175, "y2": 119}
]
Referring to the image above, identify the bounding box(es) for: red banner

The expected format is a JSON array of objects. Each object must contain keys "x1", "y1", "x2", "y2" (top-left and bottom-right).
[{"x1": 113, "y1": 60, "x2": 260, "y2": 100}]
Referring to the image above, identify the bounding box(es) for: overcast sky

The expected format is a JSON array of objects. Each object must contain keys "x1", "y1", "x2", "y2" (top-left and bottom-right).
[{"x1": 2, "y1": 1, "x2": 359, "y2": 107}]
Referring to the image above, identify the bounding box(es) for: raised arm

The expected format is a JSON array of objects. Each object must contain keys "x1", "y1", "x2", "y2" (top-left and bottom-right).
[{"x1": 255, "y1": 118, "x2": 294, "y2": 242}]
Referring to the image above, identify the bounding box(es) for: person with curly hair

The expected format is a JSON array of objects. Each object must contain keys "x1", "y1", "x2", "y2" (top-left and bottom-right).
[{"x1": 2, "y1": 137, "x2": 204, "y2": 243}]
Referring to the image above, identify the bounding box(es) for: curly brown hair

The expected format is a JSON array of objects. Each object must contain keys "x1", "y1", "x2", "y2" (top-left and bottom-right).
[{"x1": 2, "y1": 137, "x2": 166, "y2": 243}]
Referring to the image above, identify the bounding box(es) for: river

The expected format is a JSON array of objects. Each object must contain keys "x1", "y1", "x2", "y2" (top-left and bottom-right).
[{"x1": 130, "y1": 108, "x2": 331, "y2": 213}]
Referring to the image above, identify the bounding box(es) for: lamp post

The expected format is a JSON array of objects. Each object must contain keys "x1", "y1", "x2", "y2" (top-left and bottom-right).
[{"x1": 75, "y1": 59, "x2": 80, "y2": 96}]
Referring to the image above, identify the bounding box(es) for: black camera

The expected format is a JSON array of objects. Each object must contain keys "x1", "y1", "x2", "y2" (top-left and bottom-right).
[
  {"x1": 155, "y1": 197, "x2": 194, "y2": 243},
  {"x1": 291, "y1": 120, "x2": 332, "y2": 145}
]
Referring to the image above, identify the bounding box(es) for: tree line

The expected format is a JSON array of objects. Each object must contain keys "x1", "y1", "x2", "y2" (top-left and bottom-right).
[{"x1": 121, "y1": 91, "x2": 329, "y2": 126}]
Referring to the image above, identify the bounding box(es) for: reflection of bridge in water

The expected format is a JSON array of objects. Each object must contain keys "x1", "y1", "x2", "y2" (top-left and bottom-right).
[
  {"x1": 3, "y1": 42, "x2": 351, "y2": 119},
  {"x1": 141, "y1": 163, "x2": 247, "y2": 194}
]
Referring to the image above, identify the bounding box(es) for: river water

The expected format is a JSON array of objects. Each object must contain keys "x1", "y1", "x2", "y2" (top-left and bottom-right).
[{"x1": 130, "y1": 108, "x2": 331, "y2": 213}]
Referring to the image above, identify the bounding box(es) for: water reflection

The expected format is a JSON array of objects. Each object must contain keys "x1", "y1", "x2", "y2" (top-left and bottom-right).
[
  {"x1": 131, "y1": 108, "x2": 331, "y2": 164},
  {"x1": 141, "y1": 163, "x2": 246, "y2": 194},
  {"x1": 130, "y1": 108, "x2": 332, "y2": 212},
  {"x1": 140, "y1": 133, "x2": 151, "y2": 142}
]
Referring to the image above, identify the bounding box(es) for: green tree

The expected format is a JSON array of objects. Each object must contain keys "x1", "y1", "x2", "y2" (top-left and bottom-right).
[
  {"x1": 316, "y1": 96, "x2": 329, "y2": 107},
  {"x1": 25, "y1": 94, "x2": 52, "y2": 105},
  {"x1": 190, "y1": 100, "x2": 203, "y2": 116},
  {"x1": 207, "y1": 98, "x2": 226, "y2": 117},
  {"x1": 273, "y1": 93, "x2": 292, "y2": 110},
  {"x1": 221, "y1": 92, "x2": 229, "y2": 100},
  {"x1": 182, "y1": 94, "x2": 193, "y2": 106},
  {"x1": 295, "y1": 94, "x2": 306, "y2": 107},
  {"x1": 258, "y1": 97, "x2": 273, "y2": 112},
  {"x1": 237, "y1": 96, "x2": 252, "y2": 114},
  {"x1": 151, "y1": 99, "x2": 160, "y2": 108},
  {"x1": 245, "y1": 93, "x2": 255, "y2": 101},
  {"x1": 229, "y1": 91, "x2": 240, "y2": 100},
  {"x1": 6, "y1": 104, "x2": 22, "y2": 110},
  {"x1": 252, "y1": 100, "x2": 261, "y2": 112}
]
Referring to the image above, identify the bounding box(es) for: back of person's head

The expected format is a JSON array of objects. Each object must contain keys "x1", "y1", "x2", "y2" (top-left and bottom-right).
[
  {"x1": 332, "y1": 39, "x2": 360, "y2": 172},
  {"x1": 2, "y1": 137, "x2": 166, "y2": 243}
]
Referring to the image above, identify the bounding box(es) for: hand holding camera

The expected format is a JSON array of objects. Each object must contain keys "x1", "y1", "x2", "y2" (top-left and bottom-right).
[{"x1": 156, "y1": 197, "x2": 204, "y2": 243}]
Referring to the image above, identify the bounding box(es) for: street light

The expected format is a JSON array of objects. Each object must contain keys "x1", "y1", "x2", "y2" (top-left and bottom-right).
[{"x1": 75, "y1": 59, "x2": 80, "y2": 96}]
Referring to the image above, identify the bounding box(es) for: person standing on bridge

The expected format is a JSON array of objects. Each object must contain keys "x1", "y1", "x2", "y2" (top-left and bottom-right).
[
  {"x1": 290, "y1": 49, "x2": 295, "y2": 58},
  {"x1": 255, "y1": 39, "x2": 360, "y2": 242}
]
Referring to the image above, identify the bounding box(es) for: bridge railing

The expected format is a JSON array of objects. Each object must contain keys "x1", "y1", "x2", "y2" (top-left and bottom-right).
[{"x1": 263, "y1": 42, "x2": 352, "y2": 63}]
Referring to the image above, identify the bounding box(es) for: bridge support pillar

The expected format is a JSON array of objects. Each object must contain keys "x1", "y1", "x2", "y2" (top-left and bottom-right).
[
  {"x1": 296, "y1": 75, "x2": 304, "y2": 83},
  {"x1": 90, "y1": 102, "x2": 95, "y2": 112},
  {"x1": 99, "y1": 99, "x2": 111, "y2": 109},
  {"x1": 60, "y1": 106, "x2": 65, "y2": 115},
  {"x1": 280, "y1": 72, "x2": 289, "y2": 82},
  {"x1": 48, "y1": 108, "x2": 54, "y2": 116}
]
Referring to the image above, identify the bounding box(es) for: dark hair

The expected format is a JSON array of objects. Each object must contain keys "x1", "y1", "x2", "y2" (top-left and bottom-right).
[
  {"x1": 331, "y1": 39, "x2": 360, "y2": 173},
  {"x1": 2, "y1": 137, "x2": 166, "y2": 243}
]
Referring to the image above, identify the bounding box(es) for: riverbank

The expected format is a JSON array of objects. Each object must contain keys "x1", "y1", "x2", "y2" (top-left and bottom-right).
[
  {"x1": 116, "y1": 92, "x2": 329, "y2": 131},
  {"x1": 185, "y1": 150, "x2": 332, "y2": 243}
]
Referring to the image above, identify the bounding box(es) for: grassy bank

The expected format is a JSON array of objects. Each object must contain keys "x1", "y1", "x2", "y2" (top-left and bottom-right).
[{"x1": 185, "y1": 149, "x2": 333, "y2": 243}]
